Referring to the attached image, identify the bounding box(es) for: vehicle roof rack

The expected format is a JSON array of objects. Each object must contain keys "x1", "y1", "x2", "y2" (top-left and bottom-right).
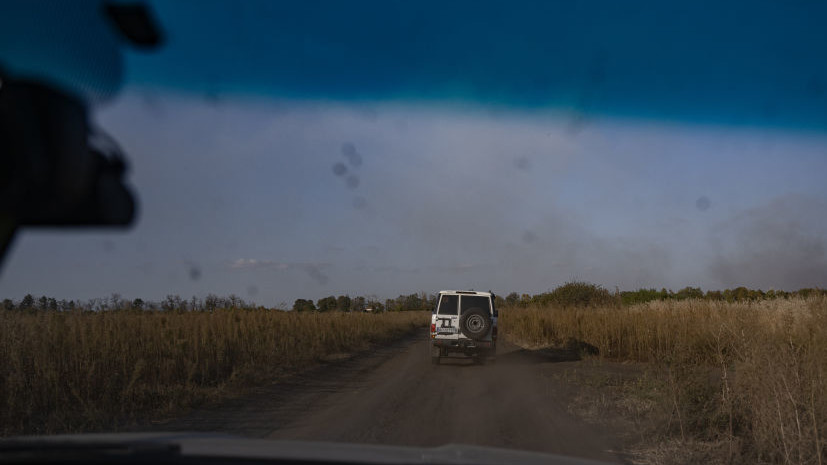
[{"x1": 439, "y1": 290, "x2": 492, "y2": 295}]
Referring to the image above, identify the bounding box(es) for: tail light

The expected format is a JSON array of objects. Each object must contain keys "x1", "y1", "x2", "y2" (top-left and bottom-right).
[{"x1": 430, "y1": 323, "x2": 436, "y2": 334}]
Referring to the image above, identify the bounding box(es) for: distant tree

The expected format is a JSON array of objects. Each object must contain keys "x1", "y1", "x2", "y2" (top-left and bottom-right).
[
  {"x1": 801, "y1": 288, "x2": 827, "y2": 298},
  {"x1": 764, "y1": 289, "x2": 790, "y2": 300},
  {"x1": 20, "y1": 294, "x2": 35, "y2": 309},
  {"x1": 424, "y1": 293, "x2": 438, "y2": 310},
  {"x1": 674, "y1": 287, "x2": 703, "y2": 300},
  {"x1": 336, "y1": 295, "x2": 352, "y2": 312},
  {"x1": 110, "y1": 293, "x2": 123, "y2": 310},
  {"x1": 351, "y1": 296, "x2": 366, "y2": 312},
  {"x1": 162, "y1": 294, "x2": 186, "y2": 312},
  {"x1": 733, "y1": 286, "x2": 750, "y2": 301},
  {"x1": 2, "y1": 298, "x2": 13, "y2": 310},
  {"x1": 493, "y1": 293, "x2": 506, "y2": 308},
  {"x1": 532, "y1": 282, "x2": 619, "y2": 308},
  {"x1": 365, "y1": 298, "x2": 384, "y2": 312},
  {"x1": 505, "y1": 292, "x2": 520, "y2": 306},
  {"x1": 228, "y1": 294, "x2": 243, "y2": 308},
  {"x1": 402, "y1": 293, "x2": 423, "y2": 311},
  {"x1": 204, "y1": 294, "x2": 219, "y2": 311},
  {"x1": 293, "y1": 299, "x2": 317, "y2": 312},
  {"x1": 132, "y1": 298, "x2": 144, "y2": 310},
  {"x1": 317, "y1": 296, "x2": 337, "y2": 312},
  {"x1": 620, "y1": 288, "x2": 669, "y2": 305}
]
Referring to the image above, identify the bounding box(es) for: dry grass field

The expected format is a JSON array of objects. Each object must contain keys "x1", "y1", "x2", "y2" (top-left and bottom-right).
[
  {"x1": 0, "y1": 308, "x2": 428, "y2": 436},
  {"x1": 501, "y1": 297, "x2": 827, "y2": 464},
  {"x1": 4, "y1": 293, "x2": 825, "y2": 464}
]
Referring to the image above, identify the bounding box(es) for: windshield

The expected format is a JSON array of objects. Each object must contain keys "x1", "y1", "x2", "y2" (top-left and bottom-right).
[{"x1": 1, "y1": 2, "x2": 826, "y2": 464}]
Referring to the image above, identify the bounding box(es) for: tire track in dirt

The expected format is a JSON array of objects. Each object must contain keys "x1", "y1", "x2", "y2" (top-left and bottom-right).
[{"x1": 151, "y1": 329, "x2": 625, "y2": 463}]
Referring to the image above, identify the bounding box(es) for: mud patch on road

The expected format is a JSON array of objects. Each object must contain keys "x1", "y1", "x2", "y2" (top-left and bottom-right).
[{"x1": 497, "y1": 346, "x2": 582, "y2": 364}]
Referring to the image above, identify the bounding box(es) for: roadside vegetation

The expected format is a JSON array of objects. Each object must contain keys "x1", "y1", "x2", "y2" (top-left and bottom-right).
[
  {"x1": 501, "y1": 282, "x2": 827, "y2": 465},
  {"x1": 0, "y1": 304, "x2": 427, "y2": 436},
  {"x1": 4, "y1": 283, "x2": 826, "y2": 464}
]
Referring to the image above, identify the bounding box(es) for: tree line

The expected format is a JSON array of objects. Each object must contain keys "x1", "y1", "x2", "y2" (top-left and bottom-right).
[
  {"x1": 500, "y1": 282, "x2": 827, "y2": 308},
  {"x1": 5, "y1": 284, "x2": 825, "y2": 314},
  {"x1": 0, "y1": 292, "x2": 440, "y2": 313},
  {"x1": 1, "y1": 293, "x2": 260, "y2": 313},
  {"x1": 292, "y1": 293, "x2": 437, "y2": 312}
]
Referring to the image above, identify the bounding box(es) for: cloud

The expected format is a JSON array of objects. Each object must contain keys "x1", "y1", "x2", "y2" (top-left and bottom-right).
[
  {"x1": 116, "y1": 96, "x2": 826, "y2": 297},
  {"x1": 5, "y1": 91, "x2": 825, "y2": 305},
  {"x1": 707, "y1": 194, "x2": 827, "y2": 290}
]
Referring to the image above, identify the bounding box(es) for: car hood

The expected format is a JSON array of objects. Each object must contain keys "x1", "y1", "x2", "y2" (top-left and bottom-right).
[{"x1": 1, "y1": 432, "x2": 611, "y2": 465}]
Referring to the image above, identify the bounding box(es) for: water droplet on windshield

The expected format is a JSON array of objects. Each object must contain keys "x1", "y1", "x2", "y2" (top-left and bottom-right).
[
  {"x1": 341, "y1": 143, "x2": 363, "y2": 167},
  {"x1": 332, "y1": 162, "x2": 347, "y2": 176}
]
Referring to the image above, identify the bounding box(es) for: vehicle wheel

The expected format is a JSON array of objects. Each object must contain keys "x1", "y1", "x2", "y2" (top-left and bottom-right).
[{"x1": 459, "y1": 308, "x2": 491, "y2": 340}]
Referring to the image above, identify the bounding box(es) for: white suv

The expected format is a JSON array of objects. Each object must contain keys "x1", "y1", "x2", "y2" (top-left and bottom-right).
[{"x1": 430, "y1": 290, "x2": 498, "y2": 364}]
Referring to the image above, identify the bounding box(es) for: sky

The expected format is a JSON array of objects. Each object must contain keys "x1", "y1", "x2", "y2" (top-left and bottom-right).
[{"x1": 1, "y1": 1, "x2": 827, "y2": 306}]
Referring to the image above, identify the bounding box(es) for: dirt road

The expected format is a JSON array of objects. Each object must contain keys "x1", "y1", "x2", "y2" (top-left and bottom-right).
[{"x1": 155, "y1": 330, "x2": 626, "y2": 463}]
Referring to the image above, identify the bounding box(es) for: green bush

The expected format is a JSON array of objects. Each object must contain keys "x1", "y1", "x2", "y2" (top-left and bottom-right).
[
  {"x1": 531, "y1": 281, "x2": 619, "y2": 308},
  {"x1": 620, "y1": 288, "x2": 670, "y2": 306}
]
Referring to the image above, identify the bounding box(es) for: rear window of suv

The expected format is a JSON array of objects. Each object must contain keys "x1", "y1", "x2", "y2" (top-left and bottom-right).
[
  {"x1": 460, "y1": 296, "x2": 490, "y2": 314},
  {"x1": 437, "y1": 294, "x2": 458, "y2": 315}
]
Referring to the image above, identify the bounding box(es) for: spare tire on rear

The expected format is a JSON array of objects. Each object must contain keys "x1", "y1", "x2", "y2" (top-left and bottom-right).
[{"x1": 459, "y1": 307, "x2": 491, "y2": 340}]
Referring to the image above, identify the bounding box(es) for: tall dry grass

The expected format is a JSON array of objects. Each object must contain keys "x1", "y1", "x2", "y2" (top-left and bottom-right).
[
  {"x1": 0, "y1": 309, "x2": 427, "y2": 436},
  {"x1": 501, "y1": 298, "x2": 827, "y2": 464}
]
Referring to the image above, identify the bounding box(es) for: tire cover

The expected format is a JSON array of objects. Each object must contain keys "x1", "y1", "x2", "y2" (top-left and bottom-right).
[{"x1": 459, "y1": 307, "x2": 491, "y2": 340}]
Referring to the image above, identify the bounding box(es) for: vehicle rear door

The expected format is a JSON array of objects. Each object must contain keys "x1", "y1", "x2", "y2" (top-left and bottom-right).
[
  {"x1": 459, "y1": 294, "x2": 494, "y2": 341},
  {"x1": 432, "y1": 293, "x2": 460, "y2": 340}
]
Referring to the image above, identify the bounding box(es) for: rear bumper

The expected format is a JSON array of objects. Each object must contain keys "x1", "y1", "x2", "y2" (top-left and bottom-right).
[{"x1": 432, "y1": 338, "x2": 494, "y2": 352}]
